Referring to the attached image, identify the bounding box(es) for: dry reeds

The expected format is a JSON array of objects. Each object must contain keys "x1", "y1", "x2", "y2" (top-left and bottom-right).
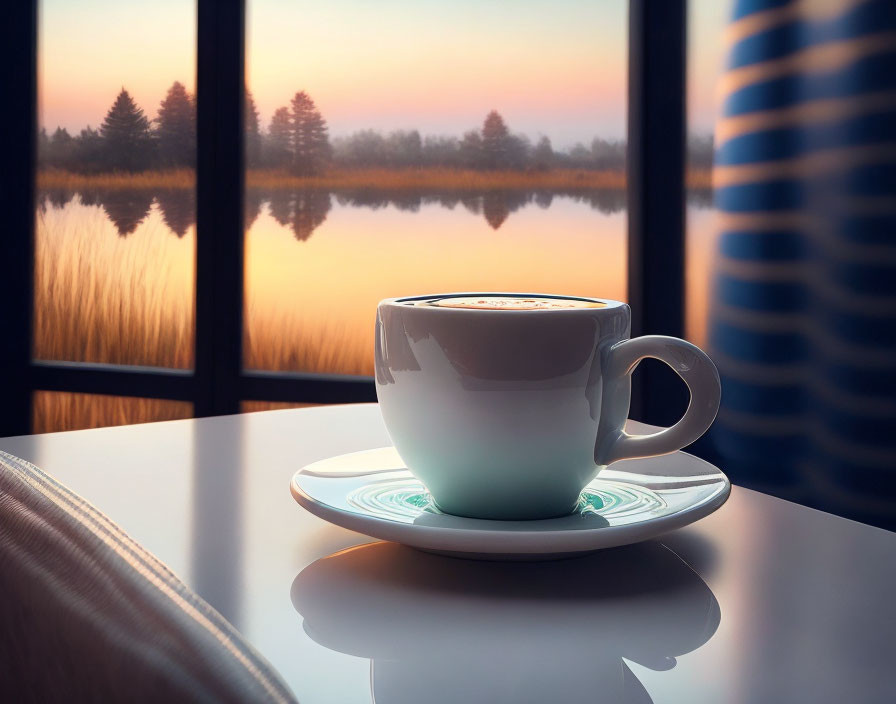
[
  {"x1": 246, "y1": 168, "x2": 629, "y2": 191},
  {"x1": 32, "y1": 391, "x2": 192, "y2": 433},
  {"x1": 243, "y1": 308, "x2": 373, "y2": 376},
  {"x1": 34, "y1": 203, "x2": 194, "y2": 368},
  {"x1": 38, "y1": 167, "x2": 713, "y2": 191},
  {"x1": 38, "y1": 168, "x2": 196, "y2": 190}
]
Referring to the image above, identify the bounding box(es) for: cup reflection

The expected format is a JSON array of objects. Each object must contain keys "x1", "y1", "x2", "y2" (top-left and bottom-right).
[{"x1": 291, "y1": 541, "x2": 720, "y2": 704}]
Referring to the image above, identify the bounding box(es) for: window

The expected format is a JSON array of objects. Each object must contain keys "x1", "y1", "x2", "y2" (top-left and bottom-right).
[
  {"x1": 245, "y1": 0, "x2": 628, "y2": 377},
  {"x1": 33, "y1": 0, "x2": 196, "y2": 431},
  {"x1": 0, "y1": 0, "x2": 688, "y2": 436},
  {"x1": 686, "y1": 0, "x2": 731, "y2": 348}
]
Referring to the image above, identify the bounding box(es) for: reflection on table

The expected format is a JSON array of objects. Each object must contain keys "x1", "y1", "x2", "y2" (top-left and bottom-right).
[{"x1": 292, "y1": 541, "x2": 719, "y2": 704}]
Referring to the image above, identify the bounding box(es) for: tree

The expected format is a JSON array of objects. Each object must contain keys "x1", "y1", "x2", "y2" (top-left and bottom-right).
[
  {"x1": 99, "y1": 88, "x2": 155, "y2": 171},
  {"x1": 37, "y1": 128, "x2": 49, "y2": 167},
  {"x1": 567, "y1": 142, "x2": 592, "y2": 167},
  {"x1": 47, "y1": 127, "x2": 75, "y2": 170},
  {"x1": 290, "y1": 91, "x2": 331, "y2": 176},
  {"x1": 505, "y1": 133, "x2": 531, "y2": 169},
  {"x1": 265, "y1": 106, "x2": 292, "y2": 167},
  {"x1": 155, "y1": 81, "x2": 195, "y2": 167},
  {"x1": 332, "y1": 130, "x2": 385, "y2": 168},
  {"x1": 385, "y1": 130, "x2": 422, "y2": 167},
  {"x1": 74, "y1": 127, "x2": 104, "y2": 173},
  {"x1": 533, "y1": 136, "x2": 554, "y2": 171},
  {"x1": 481, "y1": 110, "x2": 510, "y2": 169},
  {"x1": 459, "y1": 129, "x2": 483, "y2": 169},
  {"x1": 245, "y1": 89, "x2": 262, "y2": 168},
  {"x1": 591, "y1": 137, "x2": 625, "y2": 170},
  {"x1": 421, "y1": 135, "x2": 459, "y2": 167}
]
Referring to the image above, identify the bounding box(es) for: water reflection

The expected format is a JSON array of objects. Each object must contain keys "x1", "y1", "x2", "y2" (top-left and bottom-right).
[
  {"x1": 291, "y1": 541, "x2": 720, "y2": 704},
  {"x1": 100, "y1": 190, "x2": 154, "y2": 236},
  {"x1": 38, "y1": 186, "x2": 709, "y2": 242},
  {"x1": 156, "y1": 189, "x2": 195, "y2": 238}
]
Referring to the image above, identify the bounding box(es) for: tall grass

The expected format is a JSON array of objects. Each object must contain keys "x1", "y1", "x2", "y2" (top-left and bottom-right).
[
  {"x1": 34, "y1": 197, "x2": 371, "y2": 430},
  {"x1": 34, "y1": 201, "x2": 194, "y2": 368},
  {"x1": 244, "y1": 308, "x2": 373, "y2": 376},
  {"x1": 32, "y1": 391, "x2": 192, "y2": 434}
]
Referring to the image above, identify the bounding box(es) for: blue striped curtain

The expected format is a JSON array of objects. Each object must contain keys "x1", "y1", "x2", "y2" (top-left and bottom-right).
[{"x1": 710, "y1": 0, "x2": 896, "y2": 528}]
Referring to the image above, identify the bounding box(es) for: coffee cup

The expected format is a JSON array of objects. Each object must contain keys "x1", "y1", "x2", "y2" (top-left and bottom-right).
[{"x1": 375, "y1": 293, "x2": 721, "y2": 520}]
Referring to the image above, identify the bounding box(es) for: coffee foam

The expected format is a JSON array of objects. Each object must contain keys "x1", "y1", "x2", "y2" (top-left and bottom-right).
[{"x1": 425, "y1": 296, "x2": 605, "y2": 310}]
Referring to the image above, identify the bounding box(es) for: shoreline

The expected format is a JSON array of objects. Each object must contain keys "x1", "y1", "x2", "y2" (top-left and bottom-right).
[{"x1": 38, "y1": 167, "x2": 712, "y2": 191}]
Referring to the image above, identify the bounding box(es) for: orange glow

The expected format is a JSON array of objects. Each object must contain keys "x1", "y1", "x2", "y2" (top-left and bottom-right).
[{"x1": 244, "y1": 198, "x2": 627, "y2": 374}]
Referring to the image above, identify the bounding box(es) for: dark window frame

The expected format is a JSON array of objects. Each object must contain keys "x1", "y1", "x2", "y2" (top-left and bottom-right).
[{"x1": 0, "y1": 0, "x2": 684, "y2": 436}]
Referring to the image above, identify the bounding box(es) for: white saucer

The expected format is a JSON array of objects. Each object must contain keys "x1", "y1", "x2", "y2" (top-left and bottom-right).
[{"x1": 291, "y1": 447, "x2": 730, "y2": 560}]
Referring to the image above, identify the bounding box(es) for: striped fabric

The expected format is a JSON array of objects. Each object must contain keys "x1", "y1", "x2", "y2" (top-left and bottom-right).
[
  {"x1": 709, "y1": 0, "x2": 896, "y2": 527},
  {"x1": 0, "y1": 451, "x2": 297, "y2": 703}
]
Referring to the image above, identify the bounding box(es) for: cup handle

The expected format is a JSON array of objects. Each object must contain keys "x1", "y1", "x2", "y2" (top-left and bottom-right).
[{"x1": 598, "y1": 335, "x2": 721, "y2": 465}]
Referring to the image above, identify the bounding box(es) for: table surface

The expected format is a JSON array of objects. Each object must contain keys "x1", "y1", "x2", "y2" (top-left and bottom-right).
[{"x1": 2, "y1": 404, "x2": 894, "y2": 704}]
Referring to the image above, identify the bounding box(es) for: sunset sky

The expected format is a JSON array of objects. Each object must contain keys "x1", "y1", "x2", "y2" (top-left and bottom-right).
[{"x1": 40, "y1": 0, "x2": 727, "y2": 147}]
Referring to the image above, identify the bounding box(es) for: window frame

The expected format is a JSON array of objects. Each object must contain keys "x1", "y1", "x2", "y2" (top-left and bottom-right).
[{"x1": 0, "y1": 0, "x2": 685, "y2": 436}]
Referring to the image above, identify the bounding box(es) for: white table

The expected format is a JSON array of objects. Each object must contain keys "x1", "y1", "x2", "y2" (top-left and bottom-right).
[{"x1": 2, "y1": 404, "x2": 894, "y2": 703}]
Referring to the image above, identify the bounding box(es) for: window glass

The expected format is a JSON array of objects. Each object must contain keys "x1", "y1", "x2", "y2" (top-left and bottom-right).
[
  {"x1": 245, "y1": 0, "x2": 629, "y2": 375},
  {"x1": 685, "y1": 0, "x2": 731, "y2": 346},
  {"x1": 36, "y1": 0, "x2": 197, "y2": 430},
  {"x1": 37, "y1": 0, "x2": 196, "y2": 368},
  {"x1": 33, "y1": 392, "x2": 192, "y2": 434}
]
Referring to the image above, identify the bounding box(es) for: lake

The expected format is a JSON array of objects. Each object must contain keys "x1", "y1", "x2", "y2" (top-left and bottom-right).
[{"x1": 34, "y1": 187, "x2": 716, "y2": 428}]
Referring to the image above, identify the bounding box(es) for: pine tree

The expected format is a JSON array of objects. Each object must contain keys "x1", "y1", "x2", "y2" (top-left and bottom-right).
[
  {"x1": 266, "y1": 107, "x2": 293, "y2": 168},
  {"x1": 155, "y1": 81, "x2": 195, "y2": 168},
  {"x1": 481, "y1": 110, "x2": 510, "y2": 170},
  {"x1": 245, "y1": 89, "x2": 262, "y2": 168},
  {"x1": 99, "y1": 89, "x2": 155, "y2": 172},
  {"x1": 290, "y1": 91, "x2": 331, "y2": 176}
]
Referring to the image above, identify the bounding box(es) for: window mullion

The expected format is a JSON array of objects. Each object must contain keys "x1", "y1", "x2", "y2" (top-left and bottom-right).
[
  {"x1": 195, "y1": 0, "x2": 246, "y2": 417},
  {"x1": 0, "y1": 0, "x2": 37, "y2": 437},
  {"x1": 627, "y1": 0, "x2": 687, "y2": 426}
]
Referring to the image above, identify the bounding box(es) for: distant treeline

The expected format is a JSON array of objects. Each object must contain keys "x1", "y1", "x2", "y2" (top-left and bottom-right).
[{"x1": 40, "y1": 82, "x2": 714, "y2": 175}]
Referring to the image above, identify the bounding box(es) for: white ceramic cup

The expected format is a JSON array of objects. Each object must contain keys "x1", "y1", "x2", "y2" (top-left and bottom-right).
[{"x1": 375, "y1": 293, "x2": 721, "y2": 520}]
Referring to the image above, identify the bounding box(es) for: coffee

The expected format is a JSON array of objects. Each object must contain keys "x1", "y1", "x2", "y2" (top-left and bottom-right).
[{"x1": 425, "y1": 296, "x2": 605, "y2": 310}]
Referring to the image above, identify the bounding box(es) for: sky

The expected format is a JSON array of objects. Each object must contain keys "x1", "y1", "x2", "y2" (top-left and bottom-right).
[{"x1": 40, "y1": 0, "x2": 727, "y2": 148}]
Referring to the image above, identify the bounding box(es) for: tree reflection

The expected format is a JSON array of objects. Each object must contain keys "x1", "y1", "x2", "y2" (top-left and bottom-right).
[
  {"x1": 291, "y1": 190, "x2": 331, "y2": 241},
  {"x1": 262, "y1": 189, "x2": 332, "y2": 241},
  {"x1": 244, "y1": 188, "x2": 263, "y2": 231},
  {"x1": 267, "y1": 190, "x2": 293, "y2": 227},
  {"x1": 155, "y1": 189, "x2": 195, "y2": 238},
  {"x1": 36, "y1": 185, "x2": 638, "y2": 240},
  {"x1": 100, "y1": 190, "x2": 154, "y2": 236}
]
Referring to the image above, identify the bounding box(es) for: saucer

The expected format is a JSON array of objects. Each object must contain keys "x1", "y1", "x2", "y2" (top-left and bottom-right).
[{"x1": 291, "y1": 447, "x2": 730, "y2": 560}]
